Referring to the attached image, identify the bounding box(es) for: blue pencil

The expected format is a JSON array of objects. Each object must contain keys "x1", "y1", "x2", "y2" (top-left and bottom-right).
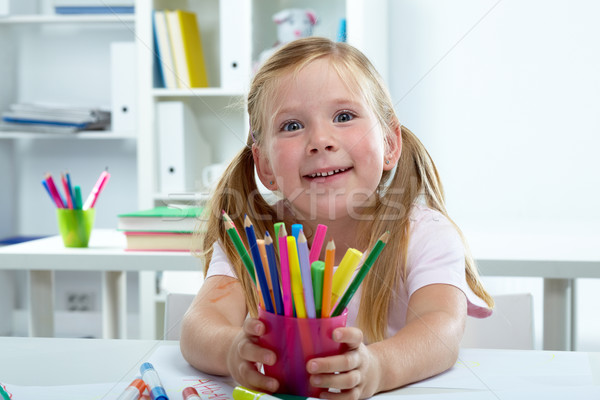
[
  {"x1": 264, "y1": 231, "x2": 284, "y2": 315},
  {"x1": 244, "y1": 215, "x2": 274, "y2": 313},
  {"x1": 65, "y1": 172, "x2": 76, "y2": 207},
  {"x1": 297, "y1": 230, "x2": 316, "y2": 318}
]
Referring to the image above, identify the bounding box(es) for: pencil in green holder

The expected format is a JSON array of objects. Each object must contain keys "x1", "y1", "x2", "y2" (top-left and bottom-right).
[{"x1": 331, "y1": 232, "x2": 389, "y2": 316}]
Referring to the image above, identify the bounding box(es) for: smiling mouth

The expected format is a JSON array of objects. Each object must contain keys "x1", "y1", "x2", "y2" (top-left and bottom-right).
[{"x1": 305, "y1": 167, "x2": 351, "y2": 179}]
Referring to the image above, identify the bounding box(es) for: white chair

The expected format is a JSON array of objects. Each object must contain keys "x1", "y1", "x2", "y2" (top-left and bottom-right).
[
  {"x1": 461, "y1": 293, "x2": 534, "y2": 349},
  {"x1": 164, "y1": 292, "x2": 195, "y2": 340}
]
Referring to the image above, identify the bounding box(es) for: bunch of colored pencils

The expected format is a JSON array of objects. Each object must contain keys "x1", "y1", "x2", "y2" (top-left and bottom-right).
[
  {"x1": 42, "y1": 169, "x2": 110, "y2": 210},
  {"x1": 223, "y1": 212, "x2": 388, "y2": 318}
]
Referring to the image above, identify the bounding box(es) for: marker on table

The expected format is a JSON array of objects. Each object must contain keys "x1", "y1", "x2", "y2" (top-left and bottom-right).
[
  {"x1": 0, "y1": 385, "x2": 11, "y2": 400},
  {"x1": 321, "y1": 239, "x2": 335, "y2": 317},
  {"x1": 140, "y1": 362, "x2": 169, "y2": 400},
  {"x1": 329, "y1": 247, "x2": 363, "y2": 316},
  {"x1": 297, "y1": 230, "x2": 316, "y2": 318},
  {"x1": 332, "y1": 232, "x2": 389, "y2": 317},
  {"x1": 309, "y1": 224, "x2": 327, "y2": 264},
  {"x1": 182, "y1": 387, "x2": 202, "y2": 400},
  {"x1": 45, "y1": 173, "x2": 65, "y2": 208},
  {"x1": 74, "y1": 185, "x2": 83, "y2": 210},
  {"x1": 277, "y1": 224, "x2": 293, "y2": 317},
  {"x1": 233, "y1": 386, "x2": 285, "y2": 400},
  {"x1": 116, "y1": 378, "x2": 147, "y2": 400}
]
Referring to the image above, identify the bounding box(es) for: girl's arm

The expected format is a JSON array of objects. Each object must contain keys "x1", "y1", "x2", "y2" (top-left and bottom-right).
[
  {"x1": 308, "y1": 283, "x2": 466, "y2": 399},
  {"x1": 180, "y1": 275, "x2": 248, "y2": 375},
  {"x1": 179, "y1": 275, "x2": 280, "y2": 392}
]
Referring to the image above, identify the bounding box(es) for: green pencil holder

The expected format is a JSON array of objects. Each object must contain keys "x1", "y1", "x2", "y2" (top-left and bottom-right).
[{"x1": 56, "y1": 208, "x2": 96, "y2": 248}]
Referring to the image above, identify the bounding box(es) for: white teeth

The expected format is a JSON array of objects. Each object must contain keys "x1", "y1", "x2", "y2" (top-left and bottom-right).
[{"x1": 309, "y1": 168, "x2": 347, "y2": 178}]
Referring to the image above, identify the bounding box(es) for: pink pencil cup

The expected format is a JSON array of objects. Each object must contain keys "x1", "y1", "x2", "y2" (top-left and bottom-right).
[{"x1": 258, "y1": 308, "x2": 348, "y2": 397}]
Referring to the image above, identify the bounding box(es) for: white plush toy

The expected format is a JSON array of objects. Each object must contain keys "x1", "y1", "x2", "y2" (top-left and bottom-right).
[{"x1": 257, "y1": 8, "x2": 318, "y2": 66}]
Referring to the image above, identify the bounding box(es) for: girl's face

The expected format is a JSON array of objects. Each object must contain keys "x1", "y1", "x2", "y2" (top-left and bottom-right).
[{"x1": 254, "y1": 58, "x2": 398, "y2": 221}]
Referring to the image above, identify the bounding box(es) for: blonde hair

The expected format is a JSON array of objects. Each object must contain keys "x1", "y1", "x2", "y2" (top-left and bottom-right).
[{"x1": 200, "y1": 37, "x2": 493, "y2": 342}]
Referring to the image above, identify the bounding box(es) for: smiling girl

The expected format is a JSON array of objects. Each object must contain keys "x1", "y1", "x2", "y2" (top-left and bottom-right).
[{"x1": 180, "y1": 37, "x2": 493, "y2": 399}]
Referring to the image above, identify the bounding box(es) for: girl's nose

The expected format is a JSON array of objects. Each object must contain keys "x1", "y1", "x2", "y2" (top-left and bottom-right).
[{"x1": 307, "y1": 125, "x2": 337, "y2": 155}]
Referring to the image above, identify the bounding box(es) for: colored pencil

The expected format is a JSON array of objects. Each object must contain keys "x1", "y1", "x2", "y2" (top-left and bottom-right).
[
  {"x1": 309, "y1": 224, "x2": 328, "y2": 264},
  {"x1": 65, "y1": 172, "x2": 75, "y2": 208},
  {"x1": 257, "y1": 239, "x2": 276, "y2": 309},
  {"x1": 265, "y1": 232, "x2": 285, "y2": 315},
  {"x1": 61, "y1": 173, "x2": 74, "y2": 209},
  {"x1": 74, "y1": 185, "x2": 83, "y2": 210},
  {"x1": 321, "y1": 239, "x2": 336, "y2": 317},
  {"x1": 244, "y1": 215, "x2": 274, "y2": 313},
  {"x1": 297, "y1": 230, "x2": 316, "y2": 318},
  {"x1": 41, "y1": 180, "x2": 60, "y2": 208},
  {"x1": 331, "y1": 232, "x2": 389, "y2": 317},
  {"x1": 223, "y1": 215, "x2": 256, "y2": 284},
  {"x1": 83, "y1": 169, "x2": 110, "y2": 209},
  {"x1": 329, "y1": 247, "x2": 363, "y2": 315},
  {"x1": 311, "y1": 261, "x2": 325, "y2": 318},
  {"x1": 45, "y1": 173, "x2": 65, "y2": 208},
  {"x1": 278, "y1": 225, "x2": 293, "y2": 317},
  {"x1": 287, "y1": 235, "x2": 306, "y2": 318}
]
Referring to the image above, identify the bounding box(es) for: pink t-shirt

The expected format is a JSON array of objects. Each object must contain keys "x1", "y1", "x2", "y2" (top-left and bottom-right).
[{"x1": 206, "y1": 204, "x2": 491, "y2": 338}]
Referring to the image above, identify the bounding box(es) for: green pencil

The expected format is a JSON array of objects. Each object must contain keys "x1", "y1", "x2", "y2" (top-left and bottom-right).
[
  {"x1": 223, "y1": 213, "x2": 256, "y2": 284},
  {"x1": 331, "y1": 232, "x2": 389, "y2": 317}
]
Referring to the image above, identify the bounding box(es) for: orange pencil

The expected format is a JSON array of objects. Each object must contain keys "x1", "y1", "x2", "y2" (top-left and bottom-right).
[{"x1": 321, "y1": 239, "x2": 335, "y2": 317}]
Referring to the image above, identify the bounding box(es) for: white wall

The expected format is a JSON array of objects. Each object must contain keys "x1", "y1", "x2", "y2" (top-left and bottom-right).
[{"x1": 388, "y1": 0, "x2": 600, "y2": 350}]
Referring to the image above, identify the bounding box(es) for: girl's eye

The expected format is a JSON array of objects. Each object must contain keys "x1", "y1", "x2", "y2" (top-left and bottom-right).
[
  {"x1": 334, "y1": 112, "x2": 355, "y2": 123},
  {"x1": 282, "y1": 120, "x2": 303, "y2": 132}
]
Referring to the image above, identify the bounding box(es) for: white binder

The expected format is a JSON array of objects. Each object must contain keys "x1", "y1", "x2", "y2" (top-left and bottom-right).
[
  {"x1": 219, "y1": 0, "x2": 251, "y2": 91},
  {"x1": 110, "y1": 41, "x2": 137, "y2": 134},
  {"x1": 157, "y1": 101, "x2": 211, "y2": 194}
]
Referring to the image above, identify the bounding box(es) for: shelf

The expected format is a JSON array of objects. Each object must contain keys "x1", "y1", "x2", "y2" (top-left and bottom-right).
[
  {"x1": 0, "y1": 131, "x2": 136, "y2": 140},
  {"x1": 0, "y1": 14, "x2": 135, "y2": 25},
  {"x1": 152, "y1": 88, "x2": 246, "y2": 98}
]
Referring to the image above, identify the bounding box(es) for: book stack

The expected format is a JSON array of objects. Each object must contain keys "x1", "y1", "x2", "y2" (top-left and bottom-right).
[
  {"x1": 153, "y1": 9, "x2": 209, "y2": 89},
  {"x1": 117, "y1": 206, "x2": 204, "y2": 251},
  {"x1": 1, "y1": 103, "x2": 111, "y2": 134}
]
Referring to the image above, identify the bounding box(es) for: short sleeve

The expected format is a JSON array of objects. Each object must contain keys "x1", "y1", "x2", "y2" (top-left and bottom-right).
[
  {"x1": 205, "y1": 241, "x2": 237, "y2": 279},
  {"x1": 406, "y1": 205, "x2": 492, "y2": 318}
]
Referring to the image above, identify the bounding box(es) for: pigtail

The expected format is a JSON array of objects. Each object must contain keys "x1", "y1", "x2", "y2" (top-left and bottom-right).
[
  {"x1": 199, "y1": 138, "x2": 262, "y2": 317},
  {"x1": 357, "y1": 126, "x2": 494, "y2": 342}
]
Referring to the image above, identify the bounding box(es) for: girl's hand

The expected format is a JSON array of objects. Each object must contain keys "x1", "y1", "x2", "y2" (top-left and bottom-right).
[
  {"x1": 307, "y1": 327, "x2": 380, "y2": 400},
  {"x1": 226, "y1": 317, "x2": 280, "y2": 393}
]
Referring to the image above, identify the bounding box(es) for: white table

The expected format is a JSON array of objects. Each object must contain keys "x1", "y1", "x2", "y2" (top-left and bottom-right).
[
  {"x1": 0, "y1": 229, "x2": 201, "y2": 339},
  {"x1": 0, "y1": 337, "x2": 599, "y2": 399},
  {"x1": 467, "y1": 224, "x2": 600, "y2": 351}
]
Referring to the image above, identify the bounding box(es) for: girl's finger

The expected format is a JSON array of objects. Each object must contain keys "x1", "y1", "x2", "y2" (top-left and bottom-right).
[
  {"x1": 308, "y1": 350, "x2": 361, "y2": 374},
  {"x1": 309, "y1": 369, "x2": 361, "y2": 391},
  {"x1": 332, "y1": 327, "x2": 363, "y2": 348},
  {"x1": 238, "y1": 339, "x2": 277, "y2": 366},
  {"x1": 238, "y1": 362, "x2": 280, "y2": 393}
]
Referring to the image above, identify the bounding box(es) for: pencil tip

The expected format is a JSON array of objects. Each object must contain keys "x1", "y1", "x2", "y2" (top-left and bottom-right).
[
  {"x1": 380, "y1": 231, "x2": 390, "y2": 242},
  {"x1": 298, "y1": 230, "x2": 307, "y2": 242},
  {"x1": 279, "y1": 224, "x2": 288, "y2": 236}
]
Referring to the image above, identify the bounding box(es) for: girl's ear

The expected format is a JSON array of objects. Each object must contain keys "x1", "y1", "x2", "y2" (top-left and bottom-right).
[
  {"x1": 383, "y1": 123, "x2": 402, "y2": 171},
  {"x1": 252, "y1": 144, "x2": 278, "y2": 190}
]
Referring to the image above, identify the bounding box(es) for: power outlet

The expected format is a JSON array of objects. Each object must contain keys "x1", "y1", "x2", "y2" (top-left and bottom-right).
[{"x1": 66, "y1": 292, "x2": 95, "y2": 312}]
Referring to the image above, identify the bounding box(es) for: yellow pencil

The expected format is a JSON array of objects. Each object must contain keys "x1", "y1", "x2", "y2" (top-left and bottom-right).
[
  {"x1": 287, "y1": 236, "x2": 306, "y2": 318},
  {"x1": 329, "y1": 248, "x2": 362, "y2": 315}
]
